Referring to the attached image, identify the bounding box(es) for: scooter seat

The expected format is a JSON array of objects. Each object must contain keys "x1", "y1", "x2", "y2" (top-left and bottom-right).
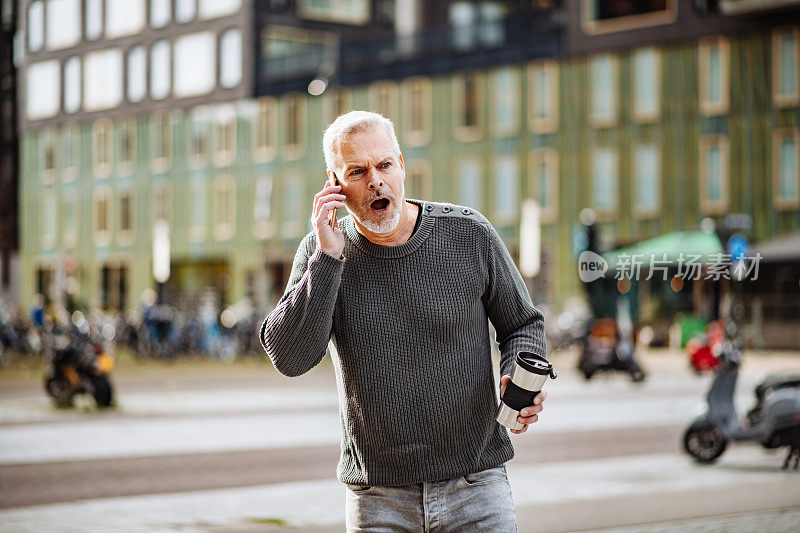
[{"x1": 756, "y1": 374, "x2": 800, "y2": 400}]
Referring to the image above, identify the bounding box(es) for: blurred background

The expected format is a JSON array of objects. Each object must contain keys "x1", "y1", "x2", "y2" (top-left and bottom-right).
[{"x1": 1, "y1": 1, "x2": 800, "y2": 532}]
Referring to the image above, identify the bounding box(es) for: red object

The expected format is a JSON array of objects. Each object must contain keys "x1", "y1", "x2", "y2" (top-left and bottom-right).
[{"x1": 687, "y1": 320, "x2": 724, "y2": 373}]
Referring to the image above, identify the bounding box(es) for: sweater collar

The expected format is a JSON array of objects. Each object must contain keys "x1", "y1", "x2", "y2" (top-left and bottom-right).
[{"x1": 343, "y1": 199, "x2": 435, "y2": 259}]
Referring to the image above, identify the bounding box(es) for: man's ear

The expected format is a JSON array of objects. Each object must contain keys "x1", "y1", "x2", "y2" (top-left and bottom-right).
[{"x1": 398, "y1": 152, "x2": 405, "y2": 179}]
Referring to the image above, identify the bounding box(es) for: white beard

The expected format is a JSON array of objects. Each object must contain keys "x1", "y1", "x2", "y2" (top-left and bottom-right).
[{"x1": 359, "y1": 206, "x2": 402, "y2": 234}]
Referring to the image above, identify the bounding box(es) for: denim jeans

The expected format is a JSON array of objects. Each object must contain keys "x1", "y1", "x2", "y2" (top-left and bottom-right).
[{"x1": 345, "y1": 464, "x2": 518, "y2": 532}]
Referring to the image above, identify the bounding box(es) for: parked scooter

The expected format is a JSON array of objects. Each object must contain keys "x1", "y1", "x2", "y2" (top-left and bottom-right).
[
  {"x1": 683, "y1": 322, "x2": 800, "y2": 469},
  {"x1": 43, "y1": 312, "x2": 115, "y2": 408},
  {"x1": 577, "y1": 299, "x2": 646, "y2": 382}
]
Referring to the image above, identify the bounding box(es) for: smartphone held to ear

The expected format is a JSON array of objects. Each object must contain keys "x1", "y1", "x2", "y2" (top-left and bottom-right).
[{"x1": 328, "y1": 174, "x2": 339, "y2": 229}]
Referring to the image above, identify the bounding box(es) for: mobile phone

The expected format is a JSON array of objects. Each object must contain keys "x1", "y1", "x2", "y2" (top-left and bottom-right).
[{"x1": 328, "y1": 173, "x2": 339, "y2": 229}]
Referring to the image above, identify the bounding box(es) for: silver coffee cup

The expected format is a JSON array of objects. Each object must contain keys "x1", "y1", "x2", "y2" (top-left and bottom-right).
[{"x1": 497, "y1": 352, "x2": 556, "y2": 431}]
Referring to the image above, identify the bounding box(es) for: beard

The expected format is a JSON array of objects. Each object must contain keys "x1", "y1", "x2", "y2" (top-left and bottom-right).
[{"x1": 345, "y1": 183, "x2": 404, "y2": 234}]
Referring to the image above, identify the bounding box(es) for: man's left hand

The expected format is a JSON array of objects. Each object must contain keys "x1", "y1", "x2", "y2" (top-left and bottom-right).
[{"x1": 499, "y1": 375, "x2": 546, "y2": 434}]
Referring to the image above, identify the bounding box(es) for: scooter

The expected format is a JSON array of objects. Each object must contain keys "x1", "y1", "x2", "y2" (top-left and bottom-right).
[
  {"x1": 683, "y1": 323, "x2": 800, "y2": 469},
  {"x1": 577, "y1": 298, "x2": 646, "y2": 382}
]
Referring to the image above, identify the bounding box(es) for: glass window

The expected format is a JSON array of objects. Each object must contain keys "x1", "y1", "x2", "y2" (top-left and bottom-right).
[
  {"x1": 323, "y1": 89, "x2": 350, "y2": 125},
  {"x1": 254, "y1": 176, "x2": 273, "y2": 223},
  {"x1": 284, "y1": 95, "x2": 304, "y2": 150},
  {"x1": 255, "y1": 98, "x2": 277, "y2": 157},
  {"x1": 127, "y1": 47, "x2": 147, "y2": 103},
  {"x1": 153, "y1": 184, "x2": 171, "y2": 222},
  {"x1": 86, "y1": 0, "x2": 103, "y2": 40},
  {"x1": 707, "y1": 145, "x2": 722, "y2": 202},
  {"x1": 26, "y1": 61, "x2": 60, "y2": 119},
  {"x1": 494, "y1": 156, "x2": 518, "y2": 222},
  {"x1": 151, "y1": 40, "x2": 171, "y2": 100},
  {"x1": 118, "y1": 120, "x2": 136, "y2": 166},
  {"x1": 190, "y1": 182, "x2": 206, "y2": 237},
  {"x1": 633, "y1": 48, "x2": 659, "y2": 120},
  {"x1": 176, "y1": 0, "x2": 196, "y2": 23},
  {"x1": 28, "y1": 1, "x2": 44, "y2": 51},
  {"x1": 491, "y1": 67, "x2": 519, "y2": 135},
  {"x1": 120, "y1": 192, "x2": 133, "y2": 232},
  {"x1": 405, "y1": 161, "x2": 432, "y2": 200},
  {"x1": 778, "y1": 134, "x2": 799, "y2": 202},
  {"x1": 84, "y1": 48, "x2": 123, "y2": 111},
  {"x1": 296, "y1": 0, "x2": 369, "y2": 25},
  {"x1": 213, "y1": 177, "x2": 236, "y2": 240},
  {"x1": 220, "y1": 29, "x2": 242, "y2": 88},
  {"x1": 63, "y1": 195, "x2": 76, "y2": 243},
  {"x1": 402, "y1": 78, "x2": 431, "y2": 145},
  {"x1": 634, "y1": 144, "x2": 659, "y2": 213},
  {"x1": 458, "y1": 159, "x2": 482, "y2": 210},
  {"x1": 199, "y1": 0, "x2": 241, "y2": 19},
  {"x1": 64, "y1": 56, "x2": 81, "y2": 113},
  {"x1": 449, "y1": 2, "x2": 476, "y2": 51},
  {"x1": 530, "y1": 150, "x2": 557, "y2": 216},
  {"x1": 174, "y1": 32, "x2": 216, "y2": 97},
  {"x1": 454, "y1": 72, "x2": 481, "y2": 137},
  {"x1": 592, "y1": 148, "x2": 616, "y2": 211},
  {"x1": 93, "y1": 120, "x2": 113, "y2": 173},
  {"x1": 368, "y1": 82, "x2": 398, "y2": 123},
  {"x1": 47, "y1": 0, "x2": 80, "y2": 50},
  {"x1": 699, "y1": 37, "x2": 729, "y2": 115},
  {"x1": 95, "y1": 192, "x2": 110, "y2": 234},
  {"x1": 528, "y1": 60, "x2": 558, "y2": 132},
  {"x1": 589, "y1": 54, "x2": 617, "y2": 125},
  {"x1": 189, "y1": 108, "x2": 210, "y2": 162},
  {"x1": 43, "y1": 192, "x2": 57, "y2": 244},
  {"x1": 151, "y1": 0, "x2": 171, "y2": 28},
  {"x1": 261, "y1": 25, "x2": 333, "y2": 78},
  {"x1": 105, "y1": 0, "x2": 144, "y2": 39},
  {"x1": 152, "y1": 113, "x2": 171, "y2": 164},
  {"x1": 774, "y1": 29, "x2": 799, "y2": 105},
  {"x1": 62, "y1": 126, "x2": 80, "y2": 175},
  {"x1": 213, "y1": 106, "x2": 236, "y2": 166},
  {"x1": 40, "y1": 129, "x2": 57, "y2": 180},
  {"x1": 700, "y1": 137, "x2": 727, "y2": 211}
]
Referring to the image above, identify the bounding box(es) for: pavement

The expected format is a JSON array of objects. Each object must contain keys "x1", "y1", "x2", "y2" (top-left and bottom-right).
[{"x1": 1, "y1": 346, "x2": 799, "y2": 532}]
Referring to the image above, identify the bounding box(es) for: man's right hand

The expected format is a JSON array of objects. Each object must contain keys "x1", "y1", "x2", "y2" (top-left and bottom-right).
[{"x1": 312, "y1": 182, "x2": 346, "y2": 258}]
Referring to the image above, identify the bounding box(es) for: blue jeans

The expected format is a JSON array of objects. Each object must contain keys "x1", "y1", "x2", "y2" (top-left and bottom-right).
[{"x1": 345, "y1": 464, "x2": 518, "y2": 532}]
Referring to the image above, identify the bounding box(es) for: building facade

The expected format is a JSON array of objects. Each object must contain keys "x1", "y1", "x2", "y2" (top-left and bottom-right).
[{"x1": 16, "y1": 1, "x2": 800, "y2": 326}]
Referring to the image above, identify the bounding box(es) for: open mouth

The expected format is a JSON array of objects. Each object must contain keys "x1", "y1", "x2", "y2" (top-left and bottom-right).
[{"x1": 370, "y1": 198, "x2": 390, "y2": 213}]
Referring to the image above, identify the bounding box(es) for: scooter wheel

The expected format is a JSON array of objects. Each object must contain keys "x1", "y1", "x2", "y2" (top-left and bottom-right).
[
  {"x1": 630, "y1": 366, "x2": 646, "y2": 383},
  {"x1": 89, "y1": 374, "x2": 114, "y2": 408},
  {"x1": 44, "y1": 375, "x2": 74, "y2": 408},
  {"x1": 683, "y1": 419, "x2": 727, "y2": 463}
]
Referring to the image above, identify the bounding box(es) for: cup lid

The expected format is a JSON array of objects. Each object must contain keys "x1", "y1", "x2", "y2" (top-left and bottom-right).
[{"x1": 516, "y1": 351, "x2": 557, "y2": 378}]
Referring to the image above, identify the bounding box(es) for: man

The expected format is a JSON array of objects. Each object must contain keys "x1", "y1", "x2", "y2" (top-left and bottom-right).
[{"x1": 261, "y1": 111, "x2": 547, "y2": 532}]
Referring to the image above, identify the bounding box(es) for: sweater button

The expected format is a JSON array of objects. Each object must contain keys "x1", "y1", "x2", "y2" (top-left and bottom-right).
[
  {"x1": 425, "y1": 205, "x2": 434, "y2": 212},
  {"x1": 442, "y1": 206, "x2": 452, "y2": 213},
  {"x1": 462, "y1": 208, "x2": 472, "y2": 215}
]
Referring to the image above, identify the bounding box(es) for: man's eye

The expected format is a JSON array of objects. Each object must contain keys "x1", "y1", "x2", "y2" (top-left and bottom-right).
[
  {"x1": 380, "y1": 162, "x2": 391, "y2": 169},
  {"x1": 350, "y1": 169, "x2": 364, "y2": 176}
]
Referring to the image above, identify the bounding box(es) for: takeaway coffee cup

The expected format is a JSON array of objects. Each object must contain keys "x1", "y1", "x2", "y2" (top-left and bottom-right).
[{"x1": 497, "y1": 352, "x2": 557, "y2": 431}]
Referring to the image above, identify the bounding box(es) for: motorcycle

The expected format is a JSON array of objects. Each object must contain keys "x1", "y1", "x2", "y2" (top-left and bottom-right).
[
  {"x1": 686, "y1": 320, "x2": 724, "y2": 374},
  {"x1": 577, "y1": 298, "x2": 646, "y2": 382},
  {"x1": 43, "y1": 315, "x2": 115, "y2": 408},
  {"x1": 683, "y1": 322, "x2": 800, "y2": 469}
]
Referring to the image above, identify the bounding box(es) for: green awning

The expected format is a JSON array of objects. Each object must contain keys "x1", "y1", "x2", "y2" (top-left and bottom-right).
[{"x1": 603, "y1": 231, "x2": 724, "y2": 271}]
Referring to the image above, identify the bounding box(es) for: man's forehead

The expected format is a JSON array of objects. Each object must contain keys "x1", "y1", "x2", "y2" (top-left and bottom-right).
[{"x1": 333, "y1": 127, "x2": 398, "y2": 166}]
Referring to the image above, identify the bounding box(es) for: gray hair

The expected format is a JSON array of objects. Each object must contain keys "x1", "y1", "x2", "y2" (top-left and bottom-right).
[{"x1": 322, "y1": 110, "x2": 401, "y2": 173}]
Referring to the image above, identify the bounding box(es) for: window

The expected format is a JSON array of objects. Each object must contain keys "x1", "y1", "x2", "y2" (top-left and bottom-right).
[
  {"x1": 64, "y1": 56, "x2": 81, "y2": 113},
  {"x1": 453, "y1": 72, "x2": 482, "y2": 141},
  {"x1": 151, "y1": 0, "x2": 170, "y2": 28},
  {"x1": 589, "y1": 54, "x2": 617, "y2": 126},
  {"x1": 118, "y1": 119, "x2": 136, "y2": 169},
  {"x1": 283, "y1": 94, "x2": 305, "y2": 159},
  {"x1": 40, "y1": 129, "x2": 57, "y2": 183},
  {"x1": 493, "y1": 155, "x2": 518, "y2": 224},
  {"x1": 323, "y1": 89, "x2": 351, "y2": 126},
  {"x1": 254, "y1": 98, "x2": 278, "y2": 160},
  {"x1": 220, "y1": 29, "x2": 243, "y2": 88},
  {"x1": 93, "y1": 119, "x2": 113, "y2": 176},
  {"x1": 189, "y1": 181, "x2": 207, "y2": 241},
  {"x1": 27, "y1": 1, "x2": 44, "y2": 52},
  {"x1": 591, "y1": 148, "x2": 617, "y2": 214},
  {"x1": 151, "y1": 112, "x2": 171, "y2": 171},
  {"x1": 47, "y1": 0, "x2": 80, "y2": 50},
  {"x1": 127, "y1": 47, "x2": 147, "y2": 103},
  {"x1": 151, "y1": 40, "x2": 171, "y2": 100},
  {"x1": 632, "y1": 47, "x2": 660, "y2": 121},
  {"x1": 700, "y1": 136, "x2": 729, "y2": 213},
  {"x1": 491, "y1": 67, "x2": 520, "y2": 136},
  {"x1": 633, "y1": 144, "x2": 660, "y2": 216},
  {"x1": 457, "y1": 158, "x2": 482, "y2": 210},
  {"x1": 84, "y1": 48, "x2": 123, "y2": 111},
  {"x1": 261, "y1": 25, "x2": 334, "y2": 78},
  {"x1": 94, "y1": 188, "x2": 111, "y2": 245},
  {"x1": 43, "y1": 191, "x2": 57, "y2": 248},
  {"x1": 773, "y1": 28, "x2": 799, "y2": 107},
  {"x1": 188, "y1": 107, "x2": 210, "y2": 164},
  {"x1": 63, "y1": 194, "x2": 77, "y2": 246},
  {"x1": 152, "y1": 183, "x2": 171, "y2": 223},
  {"x1": 528, "y1": 60, "x2": 559, "y2": 133},
  {"x1": 174, "y1": 32, "x2": 216, "y2": 97},
  {"x1": 213, "y1": 176, "x2": 236, "y2": 240},
  {"x1": 119, "y1": 191, "x2": 134, "y2": 243},
  {"x1": 176, "y1": 0, "x2": 196, "y2": 23},
  {"x1": 699, "y1": 37, "x2": 729, "y2": 116},
  {"x1": 405, "y1": 160, "x2": 432, "y2": 201},
  {"x1": 199, "y1": 0, "x2": 241, "y2": 19},
  {"x1": 282, "y1": 174, "x2": 303, "y2": 237},
  {"x1": 774, "y1": 130, "x2": 800, "y2": 209},
  {"x1": 26, "y1": 60, "x2": 60, "y2": 119},
  {"x1": 105, "y1": 0, "x2": 145, "y2": 39},
  {"x1": 86, "y1": 0, "x2": 103, "y2": 40},
  {"x1": 529, "y1": 149, "x2": 558, "y2": 223},
  {"x1": 254, "y1": 175, "x2": 275, "y2": 238},
  {"x1": 368, "y1": 82, "x2": 398, "y2": 124},
  {"x1": 296, "y1": 0, "x2": 369, "y2": 25},
  {"x1": 62, "y1": 125, "x2": 80, "y2": 179},
  {"x1": 581, "y1": 0, "x2": 676, "y2": 35},
  {"x1": 402, "y1": 78, "x2": 432, "y2": 147},
  {"x1": 213, "y1": 105, "x2": 237, "y2": 166}
]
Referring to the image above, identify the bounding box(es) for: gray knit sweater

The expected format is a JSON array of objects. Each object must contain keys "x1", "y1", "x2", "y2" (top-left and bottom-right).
[{"x1": 260, "y1": 199, "x2": 547, "y2": 487}]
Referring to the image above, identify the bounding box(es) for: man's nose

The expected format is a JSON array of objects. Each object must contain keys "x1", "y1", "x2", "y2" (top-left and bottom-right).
[{"x1": 367, "y1": 172, "x2": 383, "y2": 190}]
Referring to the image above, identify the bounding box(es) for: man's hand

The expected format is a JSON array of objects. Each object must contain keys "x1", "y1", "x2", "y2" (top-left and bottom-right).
[
  {"x1": 312, "y1": 182, "x2": 346, "y2": 258},
  {"x1": 499, "y1": 375, "x2": 546, "y2": 434}
]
